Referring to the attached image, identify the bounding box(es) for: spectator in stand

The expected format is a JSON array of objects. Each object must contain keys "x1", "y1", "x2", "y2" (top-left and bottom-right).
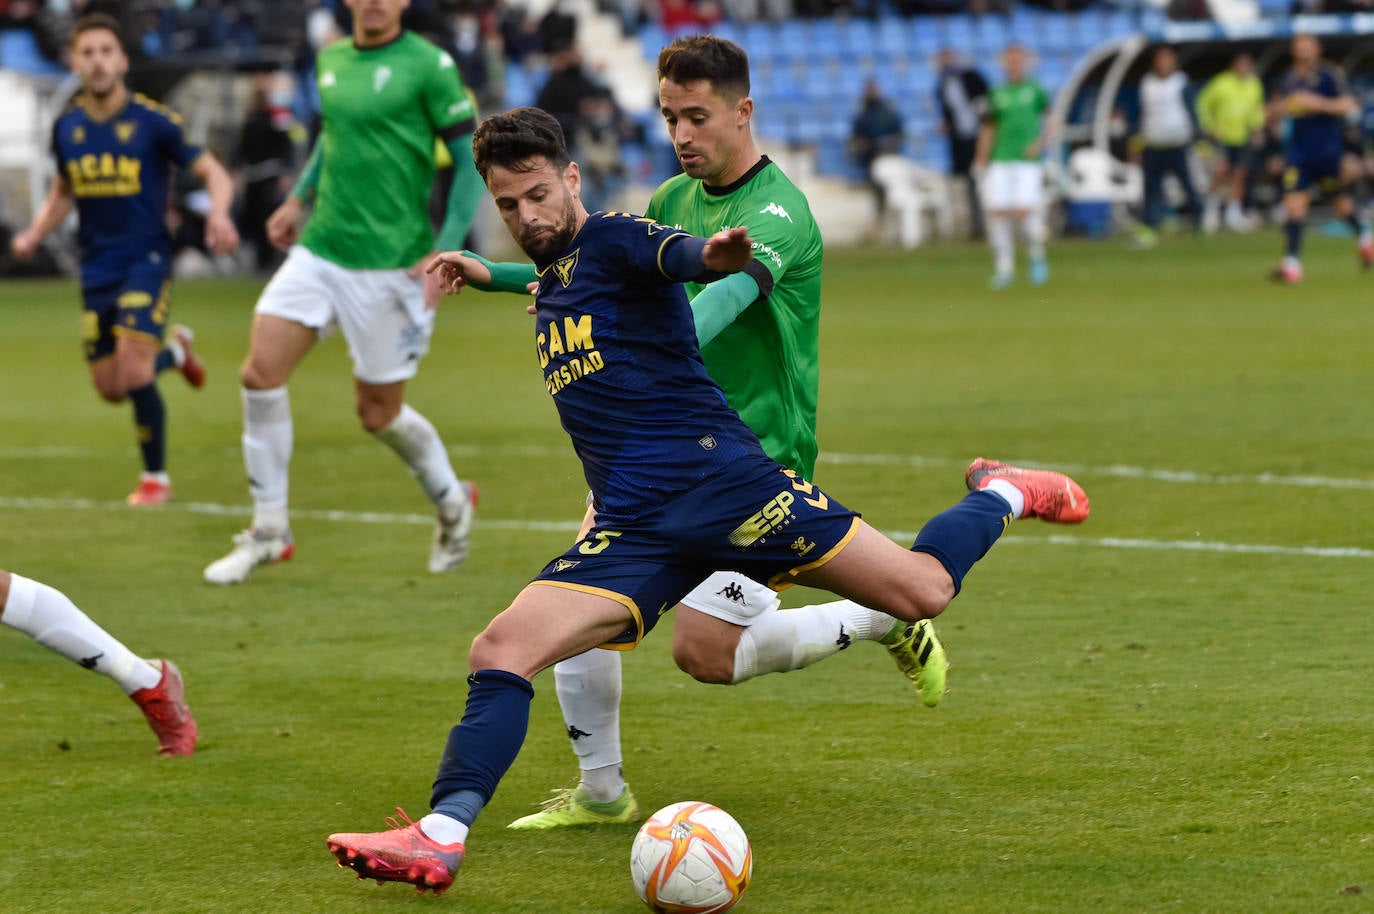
[
  {"x1": 849, "y1": 79, "x2": 906, "y2": 227},
  {"x1": 659, "y1": 0, "x2": 722, "y2": 31},
  {"x1": 536, "y1": 46, "x2": 607, "y2": 142},
  {"x1": 539, "y1": 0, "x2": 577, "y2": 54},
  {"x1": 237, "y1": 72, "x2": 305, "y2": 273},
  {"x1": 570, "y1": 89, "x2": 629, "y2": 212},
  {"x1": 934, "y1": 48, "x2": 990, "y2": 239},
  {"x1": 1196, "y1": 52, "x2": 1265, "y2": 233},
  {"x1": 1133, "y1": 45, "x2": 1203, "y2": 247},
  {"x1": 499, "y1": 4, "x2": 543, "y2": 66},
  {"x1": 1, "y1": 0, "x2": 67, "y2": 65}
]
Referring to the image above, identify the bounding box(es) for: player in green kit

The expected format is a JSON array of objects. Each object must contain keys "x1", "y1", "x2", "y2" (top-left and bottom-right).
[
  {"x1": 974, "y1": 43, "x2": 1050, "y2": 289},
  {"x1": 204, "y1": 0, "x2": 486, "y2": 585},
  {"x1": 432, "y1": 35, "x2": 947, "y2": 829}
]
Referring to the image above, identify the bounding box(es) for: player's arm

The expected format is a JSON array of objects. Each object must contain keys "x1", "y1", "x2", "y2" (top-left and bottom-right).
[
  {"x1": 688, "y1": 272, "x2": 761, "y2": 347},
  {"x1": 659, "y1": 227, "x2": 753, "y2": 282},
  {"x1": 264, "y1": 137, "x2": 322, "y2": 252},
  {"x1": 11, "y1": 174, "x2": 73, "y2": 261},
  {"x1": 974, "y1": 120, "x2": 994, "y2": 171},
  {"x1": 190, "y1": 151, "x2": 240, "y2": 255},
  {"x1": 434, "y1": 132, "x2": 486, "y2": 254}
]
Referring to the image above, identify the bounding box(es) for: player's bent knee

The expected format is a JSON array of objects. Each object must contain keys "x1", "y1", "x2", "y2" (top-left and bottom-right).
[{"x1": 672, "y1": 642, "x2": 734, "y2": 685}]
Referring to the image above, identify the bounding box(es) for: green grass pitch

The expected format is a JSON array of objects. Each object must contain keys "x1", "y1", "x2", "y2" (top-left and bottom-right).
[{"x1": 1, "y1": 232, "x2": 1371, "y2": 913}]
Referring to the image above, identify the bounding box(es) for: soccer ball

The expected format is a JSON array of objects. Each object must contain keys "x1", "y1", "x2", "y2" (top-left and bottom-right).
[{"x1": 630, "y1": 801, "x2": 752, "y2": 914}]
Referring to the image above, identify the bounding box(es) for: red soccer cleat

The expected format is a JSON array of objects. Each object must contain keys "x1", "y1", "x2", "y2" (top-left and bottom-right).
[
  {"x1": 126, "y1": 475, "x2": 172, "y2": 506},
  {"x1": 130, "y1": 659, "x2": 198, "y2": 756},
  {"x1": 965, "y1": 458, "x2": 1090, "y2": 524},
  {"x1": 1270, "y1": 260, "x2": 1303, "y2": 284},
  {"x1": 1359, "y1": 236, "x2": 1374, "y2": 271},
  {"x1": 171, "y1": 324, "x2": 206, "y2": 389},
  {"x1": 328, "y1": 810, "x2": 465, "y2": 895}
]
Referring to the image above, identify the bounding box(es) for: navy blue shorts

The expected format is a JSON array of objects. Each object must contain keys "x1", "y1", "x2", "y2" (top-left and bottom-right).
[
  {"x1": 532, "y1": 459, "x2": 861, "y2": 648},
  {"x1": 1220, "y1": 143, "x2": 1252, "y2": 169},
  {"x1": 81, "y1": 260, "x2": 172, "y2": 362},
  {"x1": 1283, "y1": 155, "x2": 1342, "y2": 194}
]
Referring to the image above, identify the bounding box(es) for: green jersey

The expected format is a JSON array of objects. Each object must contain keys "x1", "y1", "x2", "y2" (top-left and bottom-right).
[
  {"x1": 1195, "y1": 71, "x2": 1265, "y2": 146},
  {"x1": 302, "y1": 31, "x2": 477, "y2": 269},
  {"x1": 988, "y1": 79, "x2": 1049, "y2": 162},
  {"x1": 647, "y1": 157, "x2": 823, "y2": 478}
]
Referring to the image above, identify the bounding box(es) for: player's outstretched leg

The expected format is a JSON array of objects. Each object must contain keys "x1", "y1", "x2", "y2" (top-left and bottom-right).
[
  {"x1": 327, "y1": 809, "x2": 465, "y2": 895},
  {"x1": 509, "y1": 648, "x2": 640, "y2": 830},
  {"x1": 965, "y1": 458, "x2": 1090, "y2": 524}
]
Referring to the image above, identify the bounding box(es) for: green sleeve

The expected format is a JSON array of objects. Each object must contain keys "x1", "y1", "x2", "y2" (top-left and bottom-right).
[
  {"x1": 691, "y1": 271, "x2": 761, "y2": 347},
  {"x1": 435, "y1": 132, "x2": 486, "y2": 252},
  {"x1": 463, "y1": 251, "x2": 539, "y2": 294},
  {"x1": 290, "y1": 139, "x2": 322, "y2": 202}
]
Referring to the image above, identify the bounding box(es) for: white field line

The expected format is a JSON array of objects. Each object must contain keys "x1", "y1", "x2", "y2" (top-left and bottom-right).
[
  {"x1": 1, "y1": 495, "x2": 1369, "y2": 560},
  {"x1": 6, "y1": 444, "x2": 1373, "y2": 492}
]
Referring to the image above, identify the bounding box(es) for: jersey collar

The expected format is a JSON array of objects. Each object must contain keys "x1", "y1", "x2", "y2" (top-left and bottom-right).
[
  {"x1": 704, "y1": 156, "x2": 770, "y2": 197},
  {"x1": 354, "y1": 28, "x2": 406, "y2": 51},
  {"x1": 75, "y1": 86, "x2": 131, "y2": 124}
]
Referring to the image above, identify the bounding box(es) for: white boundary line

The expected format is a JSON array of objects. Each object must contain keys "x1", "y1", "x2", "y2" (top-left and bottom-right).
[
  {"x1": 6, "y1": 445, "x2": 1374, "y2": 492},
  {"x1": 2, "y1": 495, "x2": 1369, "y2": 560}
]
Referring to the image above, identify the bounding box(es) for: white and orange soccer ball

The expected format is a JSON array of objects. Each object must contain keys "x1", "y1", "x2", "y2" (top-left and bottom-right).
[{"x1": 630, "y1": 801, "x2": 752, "y2": 914}]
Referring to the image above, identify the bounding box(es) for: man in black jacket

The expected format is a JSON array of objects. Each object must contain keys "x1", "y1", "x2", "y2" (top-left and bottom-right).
[{"x1": 934, "y1": 48, "x2": 990, "y2": 238}]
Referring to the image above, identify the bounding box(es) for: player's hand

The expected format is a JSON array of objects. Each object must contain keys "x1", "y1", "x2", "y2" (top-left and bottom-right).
[
  {"x1": 702, "y1": 226, "x2": 753, "y2": 274},
  {"x1": 424, "y1": 250, "x2": 492, "y2": 296},
  {"x1": 204, "y1": 213, "x2": 240, "y2": 256},
  {"x1": 1286, "y1": 91, "x2": 1323, "y2": 115},
  {"x1": 10, "y1": 228, "x2": 40, "y2": 261},
  {"x1": 525, "y1": 279, "x2": 538, "y2": 315},
  {"x1": 266, "y1": 196, "x2": 304, "y2": 251}
]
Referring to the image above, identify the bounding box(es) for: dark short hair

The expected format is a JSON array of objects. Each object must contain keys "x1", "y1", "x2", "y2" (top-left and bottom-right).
[
  {"x1": 657, "y1": 35, "x2": 750, "y2": 101},
  {"x1": 471, "y1": 106, "x2": 571, "y2": 181},
  {"x1": 71, "y1": 13, "x2": 125, "y2": 52}
]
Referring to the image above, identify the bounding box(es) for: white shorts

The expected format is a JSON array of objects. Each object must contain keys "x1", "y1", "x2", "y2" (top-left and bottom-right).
[
  {"x1": 255, "y1": 245, "x2": 433, "y2": 384},
  {"x1": 983, "y1": 161, "x2": 1044, "y2": 212},
  {"x1": 679, "y1": 570, "x2": 781, "y2": 626}
]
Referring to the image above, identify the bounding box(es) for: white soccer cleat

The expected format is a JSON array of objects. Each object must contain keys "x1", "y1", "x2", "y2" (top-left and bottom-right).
[
  {"x1": 429, "y1": 481, "x2": 478, "y2": 574},
  {"x1": 204, "y1": 529, "x2": 295, "y2": 585}
]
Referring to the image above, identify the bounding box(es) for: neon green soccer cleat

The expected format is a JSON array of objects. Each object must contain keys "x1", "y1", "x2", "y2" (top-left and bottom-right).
[
  {"x1": 507, "y1": 786, "x2": 641, "y2": 830},
  {"x1": 881, "y1": 619, "x2": 947, "y2": 708}
]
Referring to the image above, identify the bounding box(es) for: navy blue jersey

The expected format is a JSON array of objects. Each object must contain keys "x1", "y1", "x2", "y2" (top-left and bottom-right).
[
  {"x1": 532, "y1": 212, "x2": 770, "y2": 519},
  {"x1": 1279, "y1": 63, "x2": 1350, "y2": 164},
  {"x1": 50, "y1": 92, "x2": 203, "y2": 288}
]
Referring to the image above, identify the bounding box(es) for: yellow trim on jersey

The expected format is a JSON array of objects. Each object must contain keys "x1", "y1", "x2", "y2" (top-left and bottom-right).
[
  {"x1": 655, "y1": 231, "x2": 691, "y2": 279},
  {"x1": 765, "y1": 516, "x2": 861, "y2": 591},
  {"x1": 527, "y1": 580, "x2": 646, "y2": 649}
]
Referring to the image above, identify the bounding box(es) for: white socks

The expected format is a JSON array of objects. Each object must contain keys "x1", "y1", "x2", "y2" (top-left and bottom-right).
[
  {"x1": 242, "y1": 386, "x2": 292, "y2": 534},
  {"x1": 732, "y1": 600, "x2": 896, "y2": 683},
  {"x1": 373, "y1": 404, "x2": 466, "y2": 517},
  {"x1": 988, "y1": 214, "x2": 1015, "y2": 275},
  {"x1": 979, "y1": 478, "x2": 1026, "y2": 519},
  {"x1": 1, "y1": 574, "x2": 160, "y2": 694},
  {"x1": 1020, "y1": 213, "x2": 1046, "y2": 261},
  {"x1": 419, "y1": 813, "x2": 469, "y2": 846},
  {"x1": 554, "y1": 648, "x2": 626, "y2": 801}
]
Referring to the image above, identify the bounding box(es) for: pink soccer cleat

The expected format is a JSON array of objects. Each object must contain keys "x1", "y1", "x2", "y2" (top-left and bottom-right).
[
  {"x1": 130, "y1": 659, "x2": 197, "y2": 756},
  {"x1": 965, "y1": 458, "x2": 1090, "y2": 524},
  {"x1": 327, "y1": 809, "x2": 465, "y2": 895},
  {"x1": 126, "y1": 475, "x2": 172, "y2": 506}
]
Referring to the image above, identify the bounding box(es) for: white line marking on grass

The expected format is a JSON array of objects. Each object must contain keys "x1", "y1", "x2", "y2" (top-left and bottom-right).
[
  {"x1": 2, "y1": 495, "x2": 1368, "y2": 559},
  {"x1": 0, "y1": 446, "x2": 95, "y2": 459}
]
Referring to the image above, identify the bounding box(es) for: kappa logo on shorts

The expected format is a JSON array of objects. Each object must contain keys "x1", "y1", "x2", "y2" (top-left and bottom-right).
[
  {"x1": 552, "y1": 558, "x2": 581, "y2": 573},
  {"x1": 716, "y1": 582, "x2": 747, "y2": 605}
]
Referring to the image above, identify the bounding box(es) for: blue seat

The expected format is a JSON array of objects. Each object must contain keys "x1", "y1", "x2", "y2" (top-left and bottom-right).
[
  {"x1": 972, "y1": 16, "x2": 1011, "y2": 54},
  {"x1": 0, "y1": 29, "x2": 64, "y2": 77},
  {"x1": 1037, "y1": 12, "x2": 1077, "y2": 53}
]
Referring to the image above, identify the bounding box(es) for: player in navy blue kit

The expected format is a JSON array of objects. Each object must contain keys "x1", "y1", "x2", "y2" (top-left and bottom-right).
[
  {"x1": 1269, "y1": 33, "x2": 1372, "y2": 284},
  {"x1": 324, "y1": 107, "x2": 1092, "y2": 897},
  {"x1": 10, "y1": 13, "x2": 238, "y2": 504}
]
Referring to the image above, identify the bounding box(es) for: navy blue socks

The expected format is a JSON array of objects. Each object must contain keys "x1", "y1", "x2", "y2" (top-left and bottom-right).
[
  {"x1": 431, "y1": 669, "x2": 535, "y2": 826},
  {"x1": 127, "y1": 382, "x2": 166, "y2": 473},
  {"x1": 909, "y1": 489, "x2": 1014, "y2": 596}
]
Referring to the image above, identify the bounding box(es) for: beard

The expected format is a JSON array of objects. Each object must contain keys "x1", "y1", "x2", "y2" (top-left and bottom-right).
[{"x1": 520, "y1": 193, "x2": 578, "y2": 262}]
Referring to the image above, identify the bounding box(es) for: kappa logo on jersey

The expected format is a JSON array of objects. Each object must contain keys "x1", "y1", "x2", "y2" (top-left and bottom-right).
[
  {"x1": 716, "y1": 582, "x2": 747, "y2": 605},
  {"x1": 759, "y1": 201, "x2": 793, "y2": 222},
  {"x1": 373, "y1": 65, "x2": 393, "y2": 93},
  {"x1": 320, "y1": 71, "x2": 336, "y2": 88},
  {"x1": 115, "y1": 121, "x2": 137, "y2": 144},
  {"x1": 438, "y1": 52, "x2": 455, "y2": 70},
  {"x1": 552, "y1": 249, "x2": 579, "y2": 287}
]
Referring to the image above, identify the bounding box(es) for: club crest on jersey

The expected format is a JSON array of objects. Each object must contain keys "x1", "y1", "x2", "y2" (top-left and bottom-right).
[
  {"x1": 115, "y1": 121, "x2": 137, "y2": 144},
  {"x1": 373, "y1": 66, "x2": 392, "y2": 93},
  {"x1": 552, "y1": 249, "x2": 579, "y2": 287},
  {"x1": 759, "y1": 201, "x2": 793, "y2": 222},
  {"x1": 71, "y1": 125, "x2": 86, "y2": 143},
  {"x1": 698, "y1": 434, "x2": 717, "y2": 450}
]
